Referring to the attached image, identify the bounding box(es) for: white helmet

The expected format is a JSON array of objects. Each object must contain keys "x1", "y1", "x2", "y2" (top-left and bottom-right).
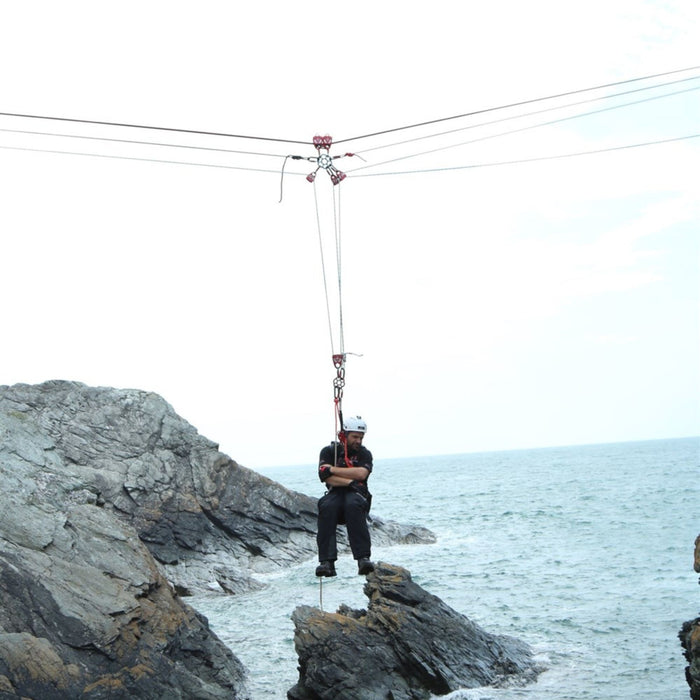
[{"x1": 343, "y1": 415, "x2": 367, "y2": 434}]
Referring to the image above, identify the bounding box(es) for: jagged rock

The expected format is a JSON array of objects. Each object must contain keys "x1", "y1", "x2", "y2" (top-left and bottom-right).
[
  {"x1": 680, "y1": 618, "x2": 700, "y2": 700},
  {"x1": 0, "y1": 380, "x2": 317, "y2": 596},
  {"x1": 679, "y1": 534, "x2": 700, "y2": 700},
  {"x1": 0, "y1": 381, "x2": 434, "y2": 596},
  {"x1": 367, "y1": 516, "x2": 436, "y2": 547},
  {"x1": 0, "y1": 381, "x2": 436, "y2": 697},
  {"x1": 288, "y1": 562, "x2": 541, "y2": 700},
  {"x1": 0, "y1": 501, "x2": 248, "y2": 698}
]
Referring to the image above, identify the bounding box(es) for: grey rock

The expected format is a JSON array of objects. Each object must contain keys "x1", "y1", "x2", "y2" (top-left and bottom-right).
[
  {"x1": 289, "y1": 562, "x2": 541, "y2": 700},
  {"x1": 368, "y1": 515, "x2": 436, "y2": 547},
  {"x1": 0, "y1": 380, "x2": 315, "y2": 596},
  {"x1": 0, "y1": 502, "x2": 249, "y2": 699},
  {"x1": 0, "y1": 381, "x2": 433, "y2": 596},
  {"x1": 0, "y1": 380, "x2": 436, "y2": 697}
]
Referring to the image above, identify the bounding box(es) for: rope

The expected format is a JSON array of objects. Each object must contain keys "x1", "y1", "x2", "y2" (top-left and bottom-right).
[
  {"x1": 0, "y1": 125, "x2": 292, "y2": 159},
  {"x1": 3, "y1": 77, "x2": 695, "y2": 182},
  {"x1": 333, "y1": 65, "x2": 700, "y2": 145},
  {"x1": 351, "y1": 75, "x2": 700, "y2": 158},
  {"x1": 314, "y1": 180, "x2": 336, "y2": 356},
  {"x1": 347, "y1": 133, "x2": 700, "y2": 179},
  {"x1": 346, "y1": 85, "x2": 700, "y2": 176},
  {"x1": 312, "y1": 179, "x2": 347, "y2": 363},
  {"x1": 0, "y1": 110, "x2": 312, "y2": 145},
  {"x1": 312, "y1": 173, "x2": 350, "y2": 451},
  {"x1": 0, "y1": 142, "x2": 304, "y2": 176},
  {"x1": 333, "y1": 185, "x2": 345, "y2": 356}
]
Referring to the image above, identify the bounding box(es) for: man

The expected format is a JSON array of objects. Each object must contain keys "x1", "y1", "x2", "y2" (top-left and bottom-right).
[{"x1": 315, "y1": 415, "x2": 375, "y2": 577}]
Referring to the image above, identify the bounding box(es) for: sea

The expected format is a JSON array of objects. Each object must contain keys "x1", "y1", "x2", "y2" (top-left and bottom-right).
[{"x1": 192, "y1": 437, "x2": 699, "y2": 700}]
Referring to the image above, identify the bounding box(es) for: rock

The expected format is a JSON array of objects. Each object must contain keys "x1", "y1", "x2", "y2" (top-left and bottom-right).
[
  {"x1": 0, "y1": 381, "x2": 434, "y2": 596},
  {"x1": 679, "y1": 534, "x2": 700, "y2": 700},
  {"x1": 0, "y1": 380, "x2": 316, "y2": 596},
  {"x1": 680, "y1": 618, "x2": 700, "y2": 700},
  {"x1": 288, "y1": 561, "x2": 541, "y2": 700},
  {"x1": 0, "y1": 502, "x2": 249, "y2": 698},
  {"x1": 0, "y1": 381, "x2": 436, "y2": 697},
  {"x1": 367, "y1": 515, "x2": 436, "y2": 547}
]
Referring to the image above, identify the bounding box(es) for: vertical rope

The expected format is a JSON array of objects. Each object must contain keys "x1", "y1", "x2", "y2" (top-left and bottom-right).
[
  {"x1": 333, "y1": 184, "x2": 345, "y2": 355},
  {"x1": 312, "y1": 178, "x2": 347, "y2": 447},
  {"x1": 314, "y1": 180, "x2": 336, "y2": 356},
  {"x1": 332, "y1": 185, "x2": 345, "y2": 453}
]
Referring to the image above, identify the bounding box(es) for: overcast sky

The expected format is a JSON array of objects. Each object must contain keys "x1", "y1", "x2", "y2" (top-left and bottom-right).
[{"x1": 1, "y1": 1, "x2": 698, "y2": 467}]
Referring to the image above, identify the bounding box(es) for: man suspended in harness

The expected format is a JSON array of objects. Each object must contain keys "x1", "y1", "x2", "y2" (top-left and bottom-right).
[{"x1": 315, "y1": 415, "x2": 375, "y2": 577}]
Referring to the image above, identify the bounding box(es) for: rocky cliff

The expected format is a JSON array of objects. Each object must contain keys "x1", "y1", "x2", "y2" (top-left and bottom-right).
[
  {"x1": 0, "y1": 381, "x2": 433, "y2": 595},
  {"x1": 289, "y1": 562, "x2": 541, "y2": 700},
  {"x1": 679, "y1": 534, "x2": 700, "y2": 700},
  {"x1": 0, "y1": 380, "x2": 435, "y2": 698}
]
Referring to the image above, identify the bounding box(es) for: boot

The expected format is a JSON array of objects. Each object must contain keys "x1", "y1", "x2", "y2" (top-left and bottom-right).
[
  {"x1": 357, "y1": 558, "x2": 374, "y2": 575},
  {"x1": 315, "y1": 560, "x2": 336, "y2": 577}
]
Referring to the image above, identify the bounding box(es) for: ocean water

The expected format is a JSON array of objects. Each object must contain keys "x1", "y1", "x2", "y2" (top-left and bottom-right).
[{"x1": 192, "y1": 437, "x2": 699, "y2": 700}]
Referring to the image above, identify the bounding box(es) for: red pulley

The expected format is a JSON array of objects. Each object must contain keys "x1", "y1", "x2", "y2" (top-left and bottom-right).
[{"x1": 330, "y1": 170, "x2": 346, "y2": 185}]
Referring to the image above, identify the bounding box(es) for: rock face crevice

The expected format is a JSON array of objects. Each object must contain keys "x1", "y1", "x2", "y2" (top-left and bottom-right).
[{"x1": 289, "y1": 562, "x2": 542, "y2": 700}]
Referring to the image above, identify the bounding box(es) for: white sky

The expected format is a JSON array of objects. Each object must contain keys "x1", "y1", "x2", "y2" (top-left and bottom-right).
[{"x1": 1, "y1": 1, "x2": 698, "y2": 467}]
